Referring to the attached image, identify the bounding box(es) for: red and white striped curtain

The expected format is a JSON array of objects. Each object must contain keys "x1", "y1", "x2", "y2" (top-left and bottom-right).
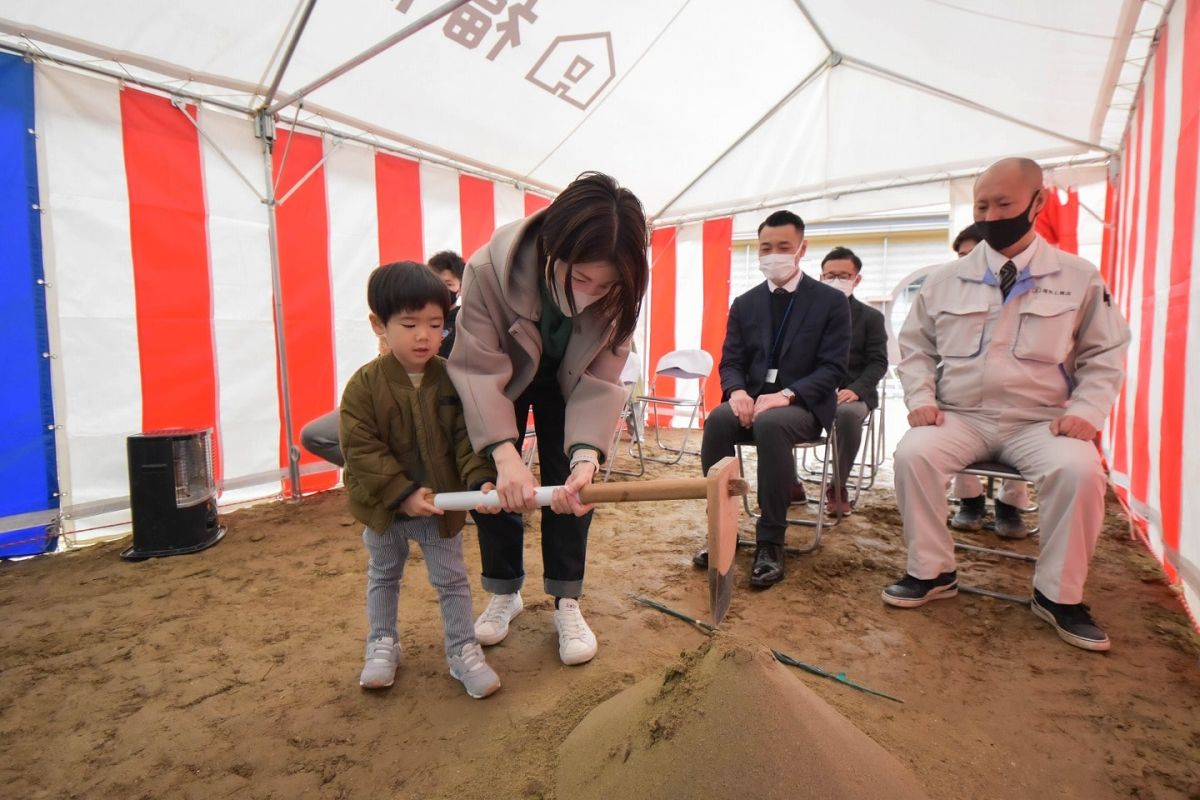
[
  {"x1": 1102, "y1": 0, "x2": 1200, "y2": 623},
  {"x1": 34, "y1": 64, "x2": 550, "y2": 530},
  {"x1": 645, "y1": 220, "x2": 733, "y2": 427}
]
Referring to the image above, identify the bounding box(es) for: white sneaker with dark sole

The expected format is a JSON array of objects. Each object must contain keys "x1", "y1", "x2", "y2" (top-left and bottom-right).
[{"x1": 474, "y1": 592, "x2": 523, "y2": 646}]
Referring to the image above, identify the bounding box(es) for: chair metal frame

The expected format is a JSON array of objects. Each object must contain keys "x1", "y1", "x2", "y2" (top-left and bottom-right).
[
  {"x1": 734, "y1": 422, "x2": 843, "y2": 556},
  {"x1": 952, "y1": 460, "x2": 1038, "y2": 605},
  {"x1": 604, "y1": 352, "x2": 646, "y2": 481},
  {"x1": 634, "y1": 349, "x2": 714, "y2": 465}
]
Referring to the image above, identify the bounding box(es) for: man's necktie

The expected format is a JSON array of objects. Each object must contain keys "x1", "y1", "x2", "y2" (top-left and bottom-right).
[{"x1": 999, "y1": 260, "x2": 1017, "y2": 300}]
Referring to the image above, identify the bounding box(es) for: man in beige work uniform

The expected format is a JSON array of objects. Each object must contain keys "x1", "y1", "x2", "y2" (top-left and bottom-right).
[{"x1": 884, "y1": 158, "x2": 1129, "y2": 652}]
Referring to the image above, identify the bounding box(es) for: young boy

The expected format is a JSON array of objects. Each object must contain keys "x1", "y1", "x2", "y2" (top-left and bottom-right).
[{"x1": 339, "y1": 261, "x2": 501, "y2": 698}]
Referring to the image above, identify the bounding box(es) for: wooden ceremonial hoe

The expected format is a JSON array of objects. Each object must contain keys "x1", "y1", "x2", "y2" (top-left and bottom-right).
[{"x1": 433, "y1": 457, "x2": 747, "y2": 626}]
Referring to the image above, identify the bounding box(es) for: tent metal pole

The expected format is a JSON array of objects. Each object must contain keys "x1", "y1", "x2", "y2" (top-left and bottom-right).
[
  {"x1": 266, "y1": 0, "x2": 473, "y2": 116},
  {"x1": 257, "y1": 111, "x2": 304, "y2": 500},
  {"x1": 651, "y1": 57, "x2": 833, "y2": 220},
  {"x1": 0, "y1": 40, "x2": 251, "y2": 116},
  {"x1": 0, "y1": 40, "x2": 561, "y2": 198},
  {"x1": 169, "y1": 99, "x2": 266, "y2": 202},
  {"x1": 790, "y1": 0, "x2": 836, "y2": 55},
  {"x1": 1090, "y1": 0, "x2": 1144, "y2": 144},
  {"x1": 840, "y1": 55, "x2": 1113, "y2": 154},
  {"x1": 260, "y1": 0, "x2": 319, "y2": 112},
  {"x1": 1109, "y1": 0, "x2": 1174, "y2": 158},
  {"x1": 652, "y1": 153, "x2": 1111, "y2": 227}
]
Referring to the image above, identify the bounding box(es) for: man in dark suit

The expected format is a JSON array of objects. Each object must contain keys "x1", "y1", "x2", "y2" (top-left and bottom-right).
[
  {"x1": 693, "y1": 210, "x2": 850, "y2": 587},
  {"x1": 818, "y1": 247, "x2": 889, "y2": 515}
]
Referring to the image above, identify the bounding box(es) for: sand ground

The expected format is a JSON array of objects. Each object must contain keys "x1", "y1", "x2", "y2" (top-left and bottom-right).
[{"x1": 1, "y1": 431, "x2": 1198, "y2": 799}]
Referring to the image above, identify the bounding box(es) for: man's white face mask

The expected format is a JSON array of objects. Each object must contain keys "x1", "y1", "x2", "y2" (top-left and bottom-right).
[
  {"x1": 758, "y1": 253, "x2": 798, "y2": 284},
  {"x1": 824, "y1": 277, "x2": 855, "y2": 297},
  {"x1": 551, "y1": 260, "x2": 606, "y2": 316}
]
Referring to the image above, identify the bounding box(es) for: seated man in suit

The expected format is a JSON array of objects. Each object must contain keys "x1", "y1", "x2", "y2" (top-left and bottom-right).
[
  {"x1": 887, "y1": 158, "x2": 1129, "y2": 651},
  {"x1": 692, "y1": 210, "x2": 850, "y2": 587},
  {"x1": 818, "y1": 247, "x2": 888, "y2": 515}
]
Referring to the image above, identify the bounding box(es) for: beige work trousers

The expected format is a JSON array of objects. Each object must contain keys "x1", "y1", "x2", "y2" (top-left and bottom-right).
[{"x1": 894, "y1": 410, "x2": 1105, "y2": 604}]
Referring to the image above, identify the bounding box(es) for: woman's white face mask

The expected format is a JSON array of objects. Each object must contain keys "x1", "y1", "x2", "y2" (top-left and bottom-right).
[
  {"x1": 551, "y1": 260, "x2": 612, "y2": 316},
  {"x1": 758, "y1": 252, "x2": 798, "y2": 284}
]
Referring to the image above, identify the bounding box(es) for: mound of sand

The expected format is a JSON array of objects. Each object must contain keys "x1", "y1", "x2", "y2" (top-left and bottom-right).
[{"x1": 556, "y1": 636, "x2": 931, "y2": 800}]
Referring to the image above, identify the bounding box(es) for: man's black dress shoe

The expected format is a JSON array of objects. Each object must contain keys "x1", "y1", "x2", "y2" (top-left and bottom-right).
[
  {"x1": 692, "y1": 549, "x2": 708, "y2": 569},
  {"x1": 749, "y1": 542, "x2": 784, "y2": 588}
]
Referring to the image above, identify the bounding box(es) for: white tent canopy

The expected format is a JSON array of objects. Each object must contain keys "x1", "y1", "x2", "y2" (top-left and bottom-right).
[{"x1": 0, "y1": 0, "x2": 1161, "y2": 224}]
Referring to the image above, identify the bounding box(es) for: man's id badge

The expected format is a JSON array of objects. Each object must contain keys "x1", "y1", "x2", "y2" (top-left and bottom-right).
[{"x1": 765, "y1": 368, "x2": 779, "y2": 383}]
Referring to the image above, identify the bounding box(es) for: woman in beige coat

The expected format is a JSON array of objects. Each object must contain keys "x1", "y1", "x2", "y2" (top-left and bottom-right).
[{"x1": 446, "y1": 172, "x2": 648, "y2": 665}]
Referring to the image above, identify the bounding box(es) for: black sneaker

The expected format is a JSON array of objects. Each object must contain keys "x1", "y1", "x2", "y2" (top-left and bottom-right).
[
  {"x1": 992, "y1": 499, "x2": 1030, "y2": 539},
  {"x1": 949, "y1": 496, "x2": 985, "y2": 531},
  {"x1": 1030, "y1": 590, "x2": 1111, "y2": 652},
  {"x1": 692, "y1": 549, "x2": 708, "y2": 569},
  {"x1": 881, "y1": 571, "x2": 958, "y2": 608}
]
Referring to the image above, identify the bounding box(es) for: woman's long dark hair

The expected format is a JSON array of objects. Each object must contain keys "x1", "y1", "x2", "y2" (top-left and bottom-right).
[{"x1": 537, "y1": 172, "x2": 649, "y2": 349}]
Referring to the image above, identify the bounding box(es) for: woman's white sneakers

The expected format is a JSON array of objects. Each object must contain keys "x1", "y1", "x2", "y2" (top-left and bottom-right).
[
  {"x1": 474, "y1": 592, "x2": 524, "y2": 645},
  {"x1": 554, "y1": 599, "x2": 598, "y2": 665},
  {"x1": 474, "y1": 593, "x2": 598, "y2": 665}
]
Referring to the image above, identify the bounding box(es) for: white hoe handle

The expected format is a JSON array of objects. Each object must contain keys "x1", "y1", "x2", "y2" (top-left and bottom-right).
[{"x1": 433, "y1": 486, "x2": 564, "y2": 511}]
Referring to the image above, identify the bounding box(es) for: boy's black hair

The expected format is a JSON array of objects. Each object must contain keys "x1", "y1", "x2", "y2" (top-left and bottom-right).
[
  {"x1": 367, "y1": 261, "x2": 451, "y2": 323},
  {"x1": 757, "y1": 209, "x2": 806, "y2": 238},
  {"x1": 427, "y1": 250, "x2": 466, "y2": 279},
  {"x1": 953, "y1": 223, "x2": 983, "y2": 253},
  {"x1": 821, "y1": 246, "x2": 863, "y2": 273}
]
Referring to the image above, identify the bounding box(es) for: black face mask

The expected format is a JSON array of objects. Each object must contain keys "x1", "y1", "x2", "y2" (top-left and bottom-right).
[{"x1": 975, "y1": 191, "x2": 1039, "y2": 251}]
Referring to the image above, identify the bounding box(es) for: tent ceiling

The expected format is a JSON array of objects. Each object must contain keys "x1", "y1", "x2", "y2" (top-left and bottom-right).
[{"x1": 0, "y1": 0, "x2": 1162, "y2": 223}]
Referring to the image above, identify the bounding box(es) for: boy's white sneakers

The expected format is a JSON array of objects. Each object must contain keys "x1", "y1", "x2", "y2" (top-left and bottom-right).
[
  {"x1": 449, "y1": 641, "x2": 501, "y2": 699},
  {"x1": 474, "y1": 592, "x2": 523, "y2": 645},
  {"x1": 359, "y1": 636, "x2": 401, "y2": 689},
  {"x1": 554, "y1": 599, "x2": 597, "y2": 665}
]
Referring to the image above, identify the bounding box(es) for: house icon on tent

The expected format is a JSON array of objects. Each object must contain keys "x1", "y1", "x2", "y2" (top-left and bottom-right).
[{"x1": 525, "y1": 32, "x2": 615, "y2": 111}]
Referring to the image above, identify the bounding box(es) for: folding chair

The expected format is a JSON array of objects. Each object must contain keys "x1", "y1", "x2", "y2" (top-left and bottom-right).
[
  {"x1": 952, "y1": 460, "x2": 1038, "y2": 605},
  {"x1": 734, "y1": 422, "x2": 843, "y2": 556},
  {"x1": 635, "y1": 349, "x2": 713, "y2": 465},
  {"x1": 604, "y1": 351, "x2": 646, "y2": 480}
]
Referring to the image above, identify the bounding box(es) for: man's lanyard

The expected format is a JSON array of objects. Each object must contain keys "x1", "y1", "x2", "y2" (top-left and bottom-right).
[{"x1": 769, "y1": 294, "x2": 797, "y2": 367}]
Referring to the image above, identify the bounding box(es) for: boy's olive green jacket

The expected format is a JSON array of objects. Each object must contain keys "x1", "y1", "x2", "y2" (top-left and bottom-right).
[{"x1": 339, "y1": 354, "x2": 495, "y2": 537}]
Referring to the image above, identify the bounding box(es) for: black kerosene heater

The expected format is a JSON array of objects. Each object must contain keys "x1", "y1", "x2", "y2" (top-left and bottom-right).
[{"x1": 121, "y1": 428, "x2": 225, "y2": 560}]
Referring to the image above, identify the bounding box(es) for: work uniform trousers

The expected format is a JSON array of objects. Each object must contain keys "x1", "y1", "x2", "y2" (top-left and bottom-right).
[{"x1": 894, "y1": 410, "x2": 1105, "y2": 604}]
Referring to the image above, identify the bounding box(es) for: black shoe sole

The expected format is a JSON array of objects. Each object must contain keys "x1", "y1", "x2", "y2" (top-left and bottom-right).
[
  {"x1": 881, "y1": 582, "x2": 958, "y2": 608},
  {"x1": 749, "y1": 572, "x2": 783, "y2": 588}
]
